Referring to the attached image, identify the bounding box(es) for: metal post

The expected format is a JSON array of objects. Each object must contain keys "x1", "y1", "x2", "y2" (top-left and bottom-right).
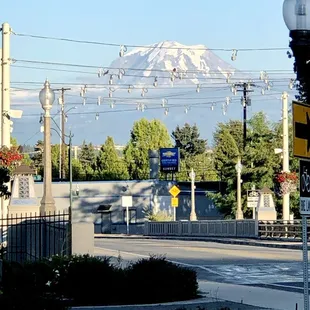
[
  {"x1": 173, "y1": 207, "x2": 176, "y2": 222},
  {"x1": 2, "y1": 23, "x2": 11, "y2": 148},
  {"x1": 243, "y1": 83, "x2": 247, "y2": 151},
  {"x1": 61, "y1": 96, "x2": 66, "y2": 180},
  {"x1": 40, "y1": 80, "x2": 56, "y2": 214},
  {"x1": 68, "y1": 132, "x2": 72, "y2": 255},
  {"x1": 236, "y1": 157, "x2": 244, "y2": 220},
  {"x1": 302, "y1": 215, "x2": 309, "y2": 310},
  {"x1": 1, "y1": 24, "x2": 11, "y2": 220},
  {"x1": 126, "y1": 206, "x2": 129, "y2": 235},
  {"x1": 59, "y1": 108, "x2": 62, "y2": 180},
  {"x1": 190, "y1": 168, "x2": 197, "y2": 221},
  {"x1": 282, "y1": 91, "x2": 290, "y2": 221}
]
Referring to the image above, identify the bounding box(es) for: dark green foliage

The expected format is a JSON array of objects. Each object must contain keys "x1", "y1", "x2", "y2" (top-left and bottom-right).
[
  {"x1": 172, "y1": 123, "x2": 206, "y2": 159},
  {"x1": 0, "y1": 166, "x2": 11, "y2": 198},
  {"x1": 0, "y1": 254, "x2": 198, "y2": 308},
  {"x1": 126, "y1": 255, "x2": 198, "y2": 304}
]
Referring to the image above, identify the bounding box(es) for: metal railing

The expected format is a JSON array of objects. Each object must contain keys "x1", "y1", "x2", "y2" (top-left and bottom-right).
[
  {"x1": 0, "y1": 211, "x2": 70, "y2": 263},
  {"x1": 144, "y1": 220, "x2": 257, "y2": 238},
  {"x1": 258, "y1": 220, "x2": 310, "y2": 240}
]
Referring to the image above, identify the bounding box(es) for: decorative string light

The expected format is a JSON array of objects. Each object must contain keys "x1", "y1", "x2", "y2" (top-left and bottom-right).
[
  {"x1": 161, "y1": 98, "x2": 168, "y2": 107},
  {"x1": 136, "y1": 103, "x2": 146, "y2": 112},
  {"x1": 109, "y1": 87, "x2": 115, "y2": 98},
  {"x1": 98, "y1": 68, "x2": 109, "y2": 78},
  {"x1": 225, "y1": 97, "x2": 231, "y2": 106},
  {"x1": 119, "y1": 45, "x2": 127, "y2": 57},
  {"x1": 261, "y1": 88, "x2": 265, "y2": 95},
  {"x1": 289, "y1": 78, "x2": 295, "y2": 89},
  {"x1": 184, "y1": 106, "x2": 190, "y2": 114},
  {"x1": 110, "y1": 101, "x2": 115, "y2": 109},
  {"x1": 109, "y1": 75, "x2": 114, "y2": 85},
  {"x1": 196, "y1": 84, "x2": 200, "y2": 93},
  {"x1": 141, "y1": 87, "x2": 148, "y2": 97},
  {"x1": 164, "y1": 108, "x2": 169, "y2": 115},
  {"x1": 222, "y1": 103, "x2": 227, "y2": 115},
  {"x1": 65, "y1": 114, "x2": 68, "y2": 122},
  {"x1": 80, "y1": 85, "x2": 87, "y2": 97},
  {"x1": 153, "y1": 76, "x2": 158, "y2": 87},
  {"x1": 211, "y1": 103, "x2": 215, "y2": 111},
  {"x1": 266, "y1": 81, "x2": 273, "y2": 91},
  {"x1": 97, "y1": 96, "x2": 101, "y2": 105},
  {"x1": 128, "y1": 85, "x2": 133, "y2": 93},
  {"x1": 226, "y1": 73, "x2": 231, "y2": 84},
  {"x1": 231, "y1": 49, "x2": 238, "y2": 61},
  {"x1": 118, "y1": 69, "x2": 125, "y2": 80},
  {"x1": 95, "y1": 113, "x2": 99, "y2": 120},
  {"x1": 231, "y1": 85, "x2": 237, "y2": 95}
]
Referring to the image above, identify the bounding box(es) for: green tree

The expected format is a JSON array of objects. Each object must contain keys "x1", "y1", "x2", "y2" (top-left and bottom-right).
[
  {"x1": 97, "y1": 136, "x2": 129, "y2": 180},
  {"x1": 172, "y1": 123, "x2": 206, "y2": 159},
  {"x1": 72, "y1": 158, "x2": 84, "y2": 180},
  {"x1": 0, "y1": 167, "x2": 11, "y2": 198},
  {"x1": 209, "y1": 113, "x2": 282, "y2": 218},
  {"x1": 177, "y1": 152, "x2": 218, "y2": 181},
  {"x1": 78, "y1": 141, "x2": 96, "y2": 180},
  {"x1": 124, "y1": 118, "x2": 172, "y2": 179},
  {"x1": 51, "y1": 144, "x2": 60, "y2": 179}
]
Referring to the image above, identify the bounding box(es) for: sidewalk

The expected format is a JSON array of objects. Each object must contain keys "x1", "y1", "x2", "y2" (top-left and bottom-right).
[
  {"x1": 199, "y1": 280, "x2": 303, "y2": 310},
  {"x1": 95, "y1": 234, "x2": 304, "y2": 250}
]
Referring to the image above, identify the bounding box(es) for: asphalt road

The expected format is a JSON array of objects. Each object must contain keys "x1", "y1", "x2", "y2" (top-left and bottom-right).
[{"x1": 95, "y1": 238, "x2": 308, "y2": 293}]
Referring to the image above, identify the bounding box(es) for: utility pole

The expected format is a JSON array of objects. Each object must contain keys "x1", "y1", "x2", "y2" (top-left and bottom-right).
[
  {"x1": 54, "y1": 87, "x2": 71, "y2": 180},
  {"x1": 233, "y1": 82, "x2": 255, "y2": 150},
  {"x1": 282, "y1": 91, "x2": 290, "y2": 222}
]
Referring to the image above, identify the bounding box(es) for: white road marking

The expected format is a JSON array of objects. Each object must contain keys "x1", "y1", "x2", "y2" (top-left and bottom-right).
[{"x1": 95, "y1": 246, "x2": 223, "y2": 276}]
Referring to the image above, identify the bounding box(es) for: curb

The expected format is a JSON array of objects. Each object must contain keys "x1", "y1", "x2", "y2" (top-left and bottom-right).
[{"x1": 95, "y1": 235, "x2": 303, "y2": 250}]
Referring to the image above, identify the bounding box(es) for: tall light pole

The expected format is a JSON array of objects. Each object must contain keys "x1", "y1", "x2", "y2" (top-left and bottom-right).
[
  {"x1": 39, "y1": 80, "x2": 56, "y2": 214},
  {"x1": 282, "y1": 91, "x2": 290, "y2": 221},
  {"x1": 189, "y1": 168, "x2": 197, "y2": 221},
  {"x1": 235, "y1": 157, "x2": 244, "y2": 220},
  {"x1": 283, "y1": 1, "x2": 310, "y2": 309}
]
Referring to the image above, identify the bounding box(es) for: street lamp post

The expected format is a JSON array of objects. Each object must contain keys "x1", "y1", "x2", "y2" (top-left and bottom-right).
[
  {"x1": 235, "y1": 157, "x2": 244, "y2": 220},
  {"x1": 39, "y1": 80, "x2": 56, "y2": 214},
  {"x1": 283, "y1": 1, "x2": 310, "y2": 309},
  {"x1": 189, "y1": 168, "x2": 197, "y2": 221}
]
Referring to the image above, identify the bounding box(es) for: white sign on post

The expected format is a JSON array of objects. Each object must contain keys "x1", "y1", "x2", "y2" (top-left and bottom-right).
[
  {"x1": 247, "y1": 190, "x2": 259, "y2": 219},
  {"x1": 122, "y1": 196, "x2": 133, "y2": 235}
]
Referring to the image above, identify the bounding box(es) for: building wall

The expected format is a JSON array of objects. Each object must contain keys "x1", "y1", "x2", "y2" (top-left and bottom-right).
[{"x1": 34, "y1": 180, "x2": 222, "y2": 234}]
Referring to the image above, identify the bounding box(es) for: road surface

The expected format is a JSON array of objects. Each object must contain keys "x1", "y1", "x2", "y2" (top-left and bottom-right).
[{"x1": 95, "y1": 238, "x2": 307, "y2": 293}]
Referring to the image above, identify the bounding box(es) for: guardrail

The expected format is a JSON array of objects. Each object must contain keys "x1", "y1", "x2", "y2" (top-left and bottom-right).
[{"x1": 144, "y1": 220, "x2": 257, "y2": 238}]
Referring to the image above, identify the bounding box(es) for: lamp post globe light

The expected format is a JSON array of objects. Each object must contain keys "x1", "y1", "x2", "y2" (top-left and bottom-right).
[
  {"x1": 39, "y1": 80, "x2": 56, "y2": 214},
  {"x1": 283, "y1": 0, "x2": 310, "y2": 101}
]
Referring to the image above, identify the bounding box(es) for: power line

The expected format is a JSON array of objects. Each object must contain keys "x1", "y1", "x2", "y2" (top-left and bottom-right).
[{"x1": 13, "y1": 32, "x2": 288, "y2": 52}]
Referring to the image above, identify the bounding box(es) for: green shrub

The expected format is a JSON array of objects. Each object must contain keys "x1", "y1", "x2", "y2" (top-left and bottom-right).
[
  {"x1": 125, "y1": 255, "x2": 198, "y2": 304},
  {"x1": 0, "y1": 254, "x2": 198, "y2": 307}
]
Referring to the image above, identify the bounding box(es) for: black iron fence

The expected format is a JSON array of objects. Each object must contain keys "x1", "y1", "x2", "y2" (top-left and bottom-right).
[
  {"x1": 258, "y1": 220, "x2": 310, "y2": 240},
  {"x1": 0, "y1": 211, "x2": 70, "y2": 263}
]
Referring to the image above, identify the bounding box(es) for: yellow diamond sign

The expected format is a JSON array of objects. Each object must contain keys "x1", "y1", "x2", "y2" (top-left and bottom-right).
[{"x1": 169, "y1": 185, "x2": 181, "y2": 197}]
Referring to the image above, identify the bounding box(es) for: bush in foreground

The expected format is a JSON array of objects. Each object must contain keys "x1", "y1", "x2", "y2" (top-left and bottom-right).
[{"x1": 0, "y1": 254, "x2": 198, "y2": 308}]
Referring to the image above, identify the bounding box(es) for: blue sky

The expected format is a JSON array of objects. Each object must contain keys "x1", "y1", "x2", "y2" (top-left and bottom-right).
[{"x1": 2, "y1": 0, "x2": 296, "y2": 146}]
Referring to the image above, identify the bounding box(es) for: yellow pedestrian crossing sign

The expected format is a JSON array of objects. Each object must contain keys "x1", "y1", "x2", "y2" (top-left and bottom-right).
[
  {"x1": 169, "y1": 185, "x2": 181, "y2": 197},
  {"x1": 171, "y1": 197, "x2": 179, "y2": 207}
]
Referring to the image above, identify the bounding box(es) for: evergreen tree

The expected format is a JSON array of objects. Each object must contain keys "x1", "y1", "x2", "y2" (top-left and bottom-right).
[
  {"x1": 124, "y1": 118, "x2": 172, "y2": 179},
  {"x1": 97, "y1": 136, "x2": 129, "y2": 180},
  {"x1": 172, "y1": 123, "x2": 206, "y2": 159},
  {"x1": 78, "y1": 141, "x2": 96, "y2": 180}
]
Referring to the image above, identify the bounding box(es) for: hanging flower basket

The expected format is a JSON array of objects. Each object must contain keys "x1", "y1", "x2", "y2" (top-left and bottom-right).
[
  {"x1": 0, "y1": 146, "x2": 23, "y2": 168},
  {"x1": 275, "y1": 171, "x2": 298, "y2": 197}
]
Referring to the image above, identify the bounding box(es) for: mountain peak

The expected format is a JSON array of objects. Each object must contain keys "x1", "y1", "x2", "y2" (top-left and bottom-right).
[{"x1": 105, "y1": 41, "x2": 236, "y2": 85}]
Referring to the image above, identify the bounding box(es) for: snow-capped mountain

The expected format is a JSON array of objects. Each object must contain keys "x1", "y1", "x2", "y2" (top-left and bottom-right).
[{"x1": 102, "y1": 41, "x2": 239, "y2": 86}]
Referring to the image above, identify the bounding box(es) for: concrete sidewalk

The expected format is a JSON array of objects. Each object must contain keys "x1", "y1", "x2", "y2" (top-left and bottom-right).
[
  {"x1": 199, "y1": 280, "x2": 304, "y2": 310},
  {"x1": 95, "y1": 234, "x2": 304, "y2": 250}
]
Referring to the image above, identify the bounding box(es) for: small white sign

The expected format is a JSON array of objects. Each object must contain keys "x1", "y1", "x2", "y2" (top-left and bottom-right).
[
  {"x1": 122, "y1": 196, "x2": 133, "y2": 207},
  {"x1": 247, "y1": 201, "x2": 258, "y2": 209},
  {"x1": 300, "y1": 197, "x2": 310, "y2": 215}
]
